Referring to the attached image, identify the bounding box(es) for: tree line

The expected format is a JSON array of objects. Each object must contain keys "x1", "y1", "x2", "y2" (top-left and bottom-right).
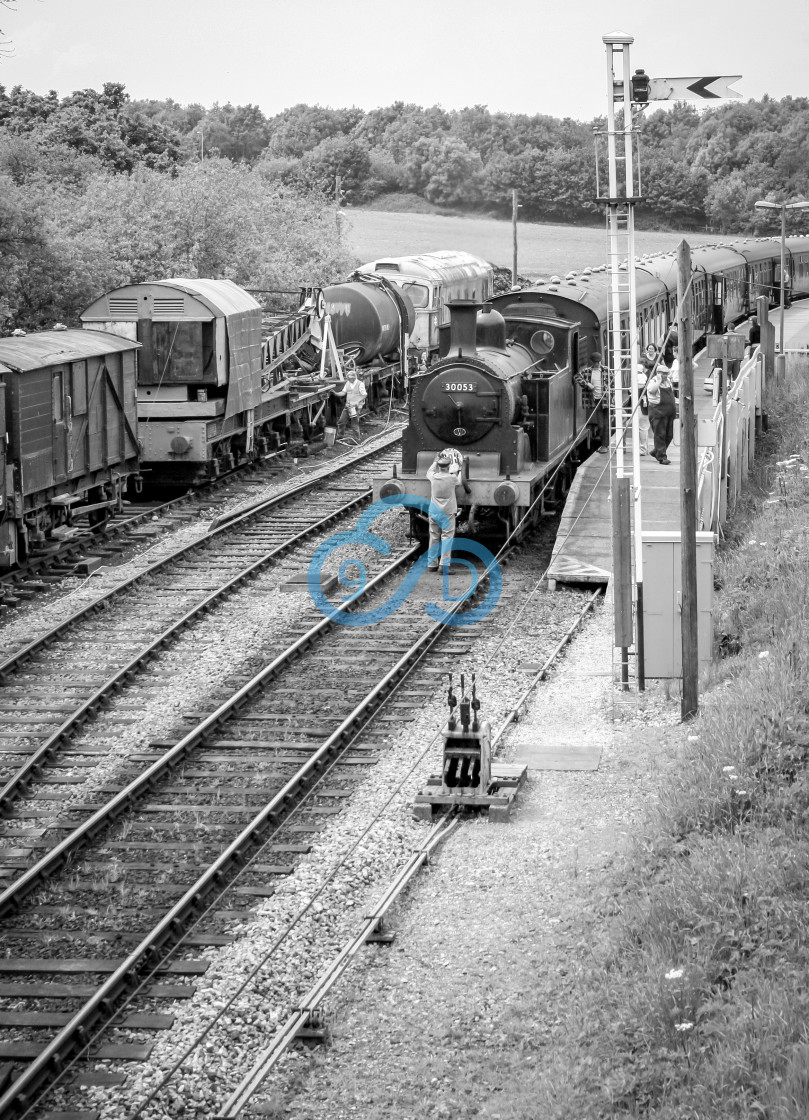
[{"x1": 2, "y1": 81, "x2": 808, "y2": 329}]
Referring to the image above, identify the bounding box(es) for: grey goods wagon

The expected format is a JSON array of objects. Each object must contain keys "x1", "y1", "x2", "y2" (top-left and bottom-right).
[{"x1": 0, "y1": 329, "x2": 140, "y2": 567}]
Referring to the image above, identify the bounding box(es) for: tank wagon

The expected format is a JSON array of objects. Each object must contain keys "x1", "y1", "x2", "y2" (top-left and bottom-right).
[
  {"x1": 310, "y1": 275, "x2": 416, "y2": 366},
  {"x1": 0, "y1": 329, "x2": 140, "y2": 567}
]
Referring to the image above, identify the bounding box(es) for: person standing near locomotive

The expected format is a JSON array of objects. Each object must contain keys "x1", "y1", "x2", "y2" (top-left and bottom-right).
[
  {"x1": 426, "y1": 450, "x2": 469, "y2": 572},
  {"x1": 576, "y1": 350, "x2": 612, "y2": 453},
  {"x1": 333, "y1": 368, "x2": 367, "y2": 442},
  {"x1": 646, "y1": 363, "x2": 677, "y2": 464}
]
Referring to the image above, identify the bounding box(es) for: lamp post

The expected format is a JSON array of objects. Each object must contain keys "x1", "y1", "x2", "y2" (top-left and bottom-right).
[{"x1": 754, "y1": 199, "x2": 809, "y2": 353}]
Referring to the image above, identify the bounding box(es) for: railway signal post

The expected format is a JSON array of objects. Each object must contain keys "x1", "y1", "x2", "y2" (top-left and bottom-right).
[
  {"x1": 601, "y1": 35, "x2": 744, "y2": 694},
  {"x1": 600, "y1": 30, "x2": 644, "y2": 689}
]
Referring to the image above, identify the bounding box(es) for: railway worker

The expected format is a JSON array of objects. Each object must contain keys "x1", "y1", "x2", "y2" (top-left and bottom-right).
[
  {"x1": 426, "y1": 450, "x2": 469, "y2": 573},
  {"x1": 576, "y1": 351, "x2": 611, "y2": 453},
  {"x1": 646, "y1": 364, "x2": 677, "y2": 465},
  {"x1": 333, "y1": 369, "x2": 368, "y2": 442}
]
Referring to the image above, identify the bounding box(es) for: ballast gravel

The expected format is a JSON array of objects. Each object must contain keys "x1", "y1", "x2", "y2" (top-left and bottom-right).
[{"x1": 47, "y1": 544, "x2": 614, "y2": 1120}]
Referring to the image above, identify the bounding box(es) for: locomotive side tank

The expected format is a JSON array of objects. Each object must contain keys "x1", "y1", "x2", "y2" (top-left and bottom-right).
[{"x1": 311, "y1": 280, "x2": 416, "y2": 364}]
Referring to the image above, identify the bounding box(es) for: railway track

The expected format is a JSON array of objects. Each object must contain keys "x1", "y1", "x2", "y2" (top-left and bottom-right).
[
  {"x1": 0, "y1": 526, "x2": 482, "y2": 1116},
  {"x1": 0, "y1": 506, "x2": 596, "y2": 1118},
  {"x1": 0, "y1": 420, "x2": 402, "y2": 609},
  {"x1": 0, "y1": 434, "x2": 404, "y2": 824}
]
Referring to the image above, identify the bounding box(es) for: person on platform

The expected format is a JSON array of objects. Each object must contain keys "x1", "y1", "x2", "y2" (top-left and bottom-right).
[
  {"x1": 636, "y1": 360, "x2": 651, "y2": 455},
  {"x1": 333, "y1": 369, "x2": 367, "y2": 442},
  {"x1": 576, "y1": 350, "x2": 611, "y2": 453},
  {"x1": 426, "y1": 449, "x2": 469, "y2": 572},
  {"x1": 646, "y1": 364, "x2": 677, "y2": 464},
  {"x1": 747, "y1": 316, "x2": 761, "y2": 357}
]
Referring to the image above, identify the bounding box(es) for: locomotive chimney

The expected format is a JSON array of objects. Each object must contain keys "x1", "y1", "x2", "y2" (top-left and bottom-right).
[{"x1": 447, "y1": 299, "x2": 480, "y2": 358}]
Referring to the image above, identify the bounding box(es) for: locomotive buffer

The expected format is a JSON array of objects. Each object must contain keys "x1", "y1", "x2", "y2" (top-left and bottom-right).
[{"x1": 413, "y1": 674, "x2": 526, "y2": 822}]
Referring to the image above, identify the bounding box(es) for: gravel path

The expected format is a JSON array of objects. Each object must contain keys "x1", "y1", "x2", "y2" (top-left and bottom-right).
[{"x1": 245, "y1": 594, "x2": 687, "y2": 1120}]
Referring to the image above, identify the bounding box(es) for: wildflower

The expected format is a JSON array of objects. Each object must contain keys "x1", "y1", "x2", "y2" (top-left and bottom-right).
[
  {"x1": 675, "y1": 1022, "x2": 694, "y2": 1032},
  {"x1": 736, "y1": 789, "x2": 747, "y2": 796},
  {"x1": 759, "y1": 651, "x2": 770, "y2": 659},
  {"x1": 687, "y1": 735, "x2": 699, "y2": 742},
  {"x1": 722, "y1": 766, "x2": 737, "y2": 773},
  {"x1": 665, "y1": 968, "x2": 684, "y2": 981},
  {"x1": 748, "y1": 539, "x2": 757, "y2": 545}
]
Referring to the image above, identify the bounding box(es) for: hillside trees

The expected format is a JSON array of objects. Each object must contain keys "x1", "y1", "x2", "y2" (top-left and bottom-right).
[
  {"x1": 4, "y1": 78, "x2": 809, "y2": 328},
  {"x1": 0, "y1": 136, "x2": 354, "y2": 329}
]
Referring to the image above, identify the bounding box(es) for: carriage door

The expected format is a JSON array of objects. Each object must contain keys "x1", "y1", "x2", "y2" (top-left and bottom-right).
[
  {"x1": 68, "y1": 361, "x2": 87, "y2": 477},
  {"x1": 51, "y1": 366, "x2": 69, "y2": 483},
  {"x1": 712, "y1": 276, "x2": 724, "y2": 335}
]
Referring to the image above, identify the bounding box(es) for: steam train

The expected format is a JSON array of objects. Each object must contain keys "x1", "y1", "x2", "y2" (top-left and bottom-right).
[
  {"x1": 372, "y1": 235, "x2": 809, "y2": 542},
  {"x1": 3, "y1": 236, "x2": 807, "y2": 567}
]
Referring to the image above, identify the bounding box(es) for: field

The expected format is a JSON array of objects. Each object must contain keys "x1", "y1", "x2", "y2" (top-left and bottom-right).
[{"x1": 343, "y1": 208, "x2": 718, "y2": 281}]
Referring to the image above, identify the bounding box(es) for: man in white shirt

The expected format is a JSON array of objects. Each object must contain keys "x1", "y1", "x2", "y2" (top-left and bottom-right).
[
  {"x1": 333, "y1": 370, "x2": 368, "y2": 441},
  {"x1": 426, "y1": 450, "x2": 469, "y2": 572}
]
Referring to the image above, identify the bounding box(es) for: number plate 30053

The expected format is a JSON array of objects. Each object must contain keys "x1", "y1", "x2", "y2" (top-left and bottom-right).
[{"x1": 442, "y1": 382, "x2": 475, "y2": 392}]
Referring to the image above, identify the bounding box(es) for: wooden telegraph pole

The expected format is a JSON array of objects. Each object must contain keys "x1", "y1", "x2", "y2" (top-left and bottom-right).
[
  {"x1": 512, "y1": 190, "x2": 519, "y2": 287},
  {"x1": 677, "y1": 241, "x2": 699, "y2": 720}
]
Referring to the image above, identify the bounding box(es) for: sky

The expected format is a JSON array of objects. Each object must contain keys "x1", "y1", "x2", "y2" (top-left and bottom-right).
[{"x1": 0, "y1": 0, "x2": 807, "y2": 122}]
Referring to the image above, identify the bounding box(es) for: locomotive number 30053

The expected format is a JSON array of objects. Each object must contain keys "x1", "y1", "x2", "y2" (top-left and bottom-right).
[{"x1": 442, "y1": 382, "x2": 475, "y2": 392}]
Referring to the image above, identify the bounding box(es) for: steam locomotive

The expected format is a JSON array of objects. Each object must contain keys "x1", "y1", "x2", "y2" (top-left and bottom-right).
[{"x1": 374, "y1": 298, "x2": 588, "y2": 539}]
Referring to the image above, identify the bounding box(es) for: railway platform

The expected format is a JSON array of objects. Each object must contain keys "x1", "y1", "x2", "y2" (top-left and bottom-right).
[{"x1": 547, "y1": 302, "x2": 809, "y2": 587}]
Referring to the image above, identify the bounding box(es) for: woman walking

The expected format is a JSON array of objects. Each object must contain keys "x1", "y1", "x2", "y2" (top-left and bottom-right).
[{"x1": 646, "y1": 363, "x2": 677, "y2": 464}]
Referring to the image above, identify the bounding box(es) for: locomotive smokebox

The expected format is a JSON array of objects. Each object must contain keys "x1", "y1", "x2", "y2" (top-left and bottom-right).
[{"x1": 446, "y1": 300, "x2": 481, "y2": 358}]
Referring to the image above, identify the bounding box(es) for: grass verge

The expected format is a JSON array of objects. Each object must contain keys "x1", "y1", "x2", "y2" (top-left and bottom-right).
[{"x1": 525, "y1": 372, "x2": 809, "y2": 1119}]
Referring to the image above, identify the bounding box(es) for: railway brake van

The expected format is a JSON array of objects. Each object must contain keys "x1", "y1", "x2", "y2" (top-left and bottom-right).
[
  {"x1": 82, "y1": 278, "x2": 264, "y2": 484},
  {"x1": 0, "y1": 329, "x2": 140, "y2": 566}
]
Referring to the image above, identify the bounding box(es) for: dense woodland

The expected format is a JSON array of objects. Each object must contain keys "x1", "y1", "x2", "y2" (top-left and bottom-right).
[{"x1": 2, "y1": 81, "x2": 809, "y2": 329}]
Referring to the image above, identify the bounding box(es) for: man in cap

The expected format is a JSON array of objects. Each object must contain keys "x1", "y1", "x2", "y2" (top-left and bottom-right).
[{"x1": 425, "y1": 449, "x2": 468, "y2": 572}]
